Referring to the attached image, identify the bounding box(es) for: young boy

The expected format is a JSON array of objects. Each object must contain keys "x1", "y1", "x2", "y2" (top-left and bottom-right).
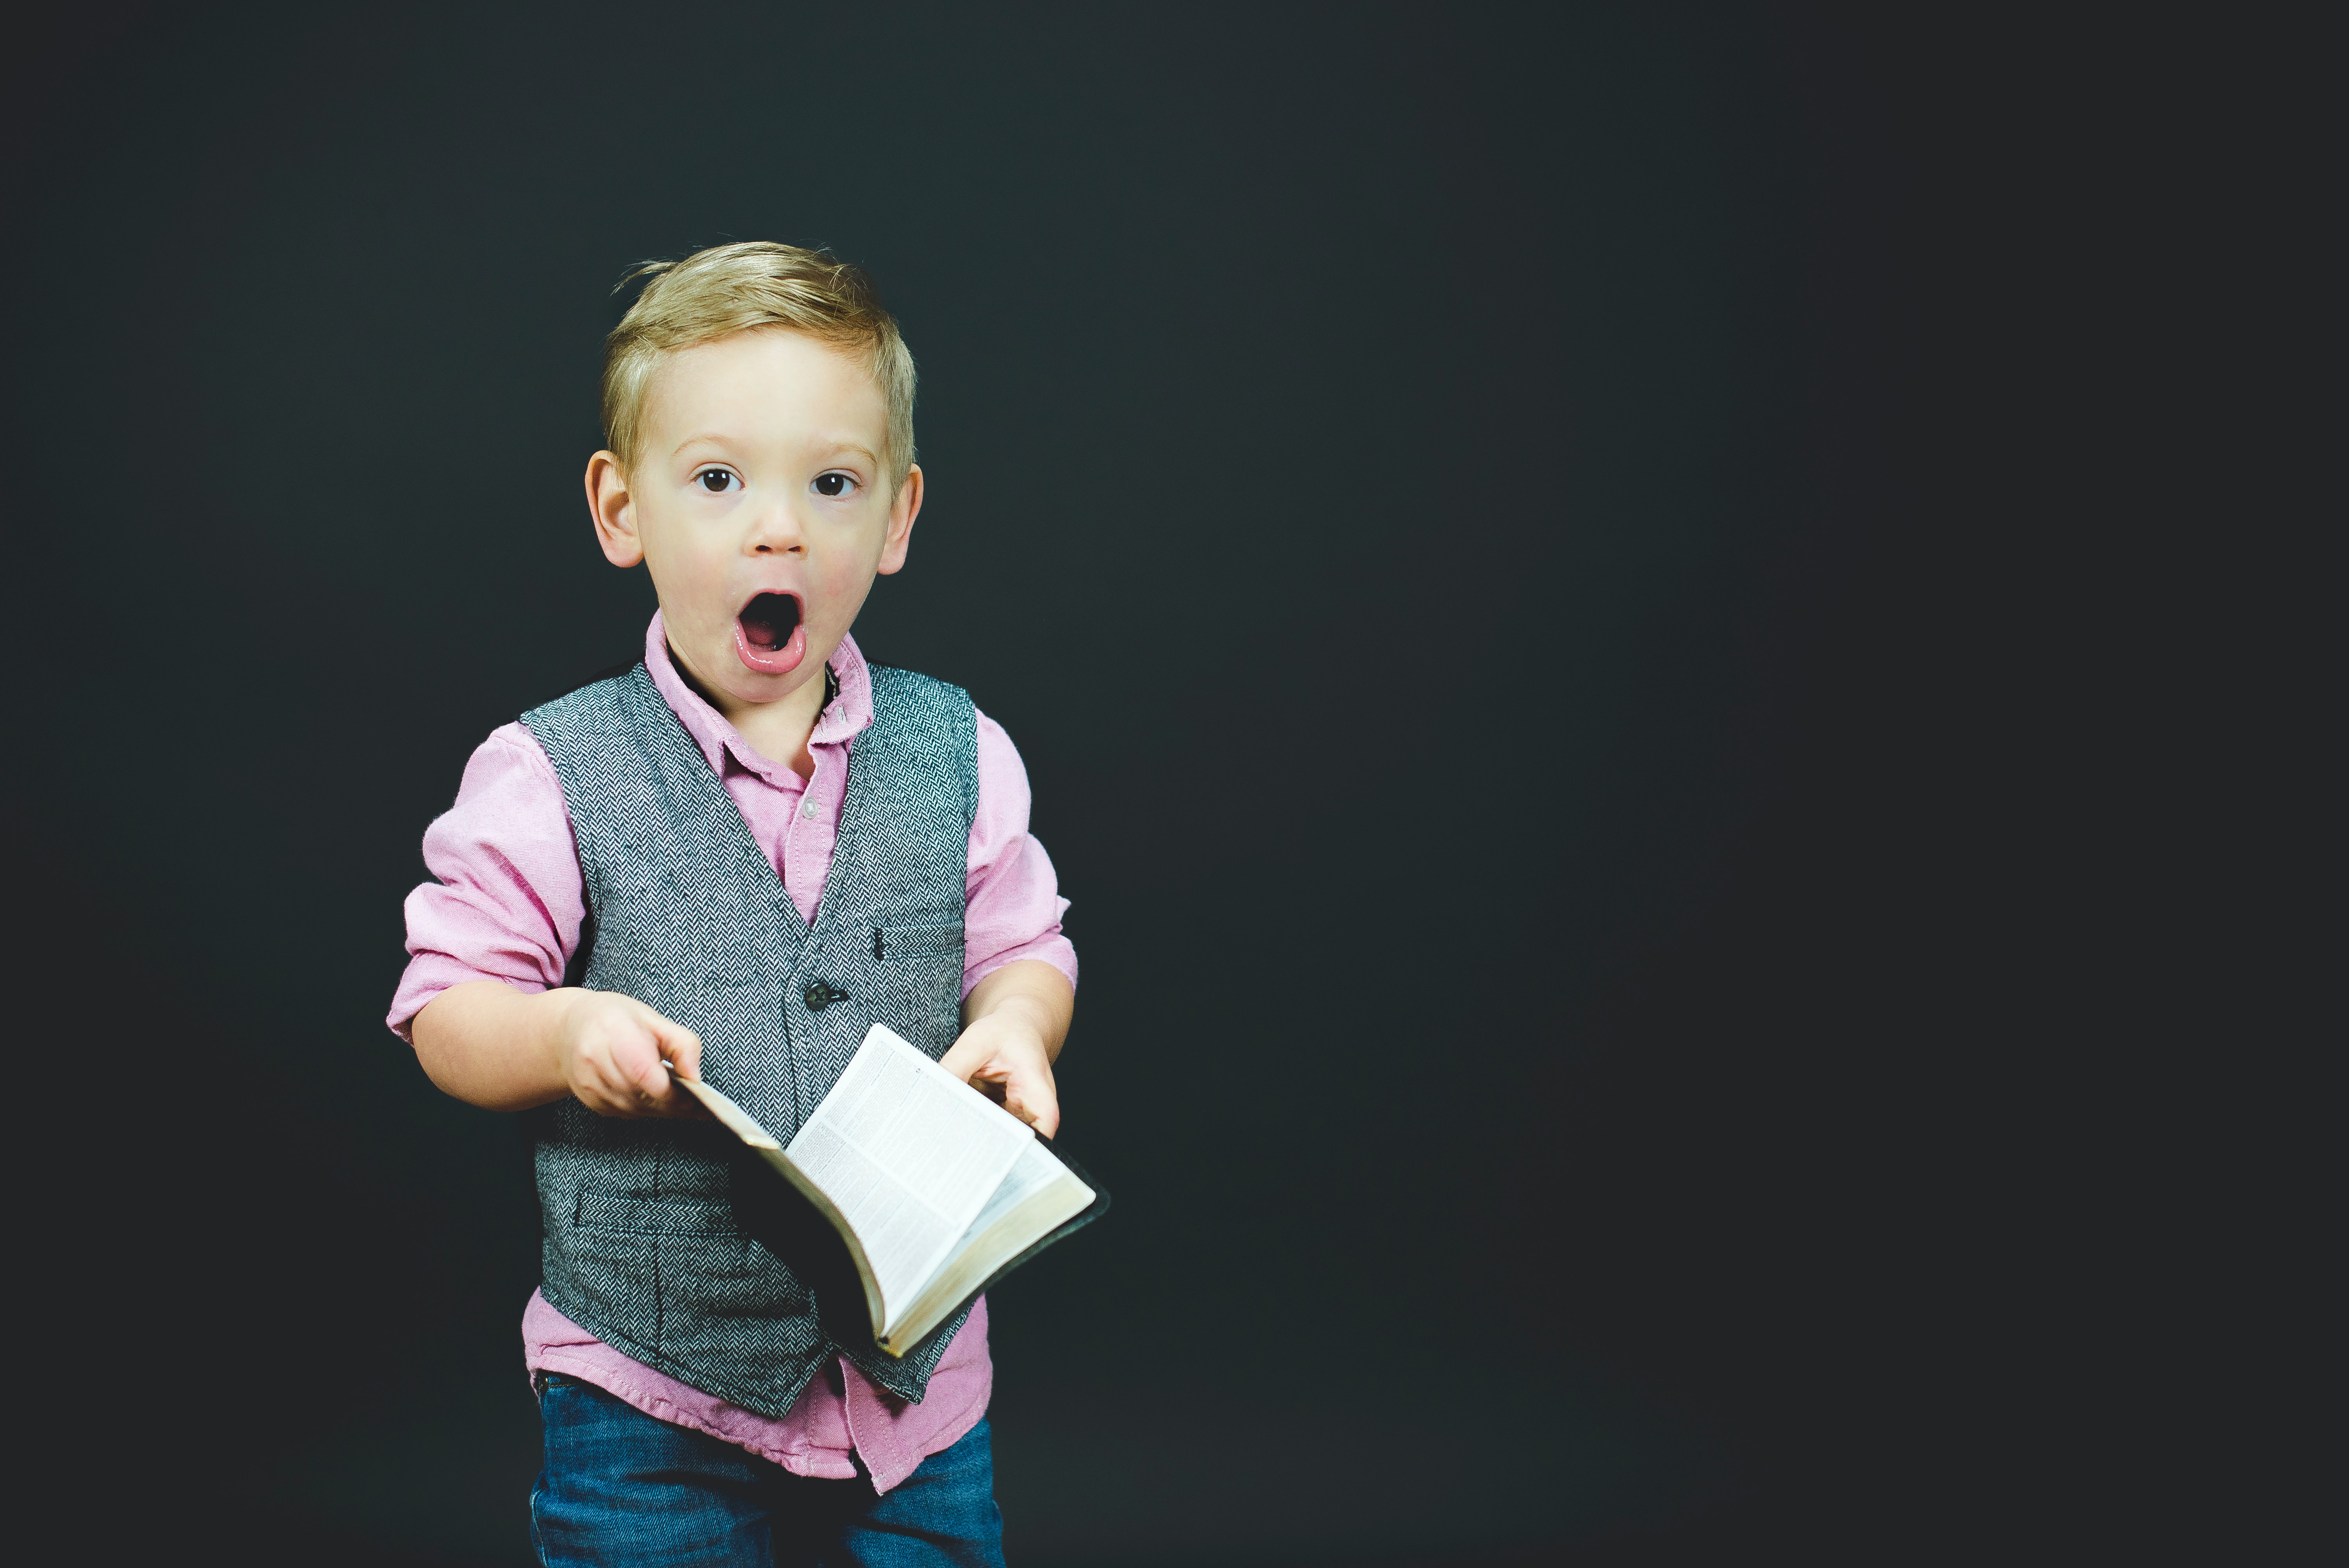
[{"x1": 389, "y1": 242, "x2": 1076, "y2": 1568}]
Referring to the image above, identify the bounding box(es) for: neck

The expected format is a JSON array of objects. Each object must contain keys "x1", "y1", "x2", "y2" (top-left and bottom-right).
[{"x1": 667, "y1": 641, "x2": 829, "y2": 780}]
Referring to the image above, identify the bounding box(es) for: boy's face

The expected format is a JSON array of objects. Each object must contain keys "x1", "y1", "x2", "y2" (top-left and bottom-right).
[{"x1": 587, "y1": 328, "x2": 919, "y2": 713}]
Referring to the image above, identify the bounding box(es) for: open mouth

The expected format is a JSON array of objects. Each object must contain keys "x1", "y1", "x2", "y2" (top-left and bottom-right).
[{"x1": 734, "y1": 591, "x2": 806, "y2": 674}]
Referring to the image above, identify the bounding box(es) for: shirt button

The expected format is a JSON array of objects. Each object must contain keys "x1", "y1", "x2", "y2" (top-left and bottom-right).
[{"x1": 800, "y1": 799, "x2": 818, "y2": 820}]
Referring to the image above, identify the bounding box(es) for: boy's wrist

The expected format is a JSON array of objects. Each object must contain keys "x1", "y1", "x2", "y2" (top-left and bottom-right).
[
  {"x1": 534, "y1": 986, "x2": 586, "y2": 1078},
  {"x1": 980, "y1": 992, "x2": 1053, "y2": 1038}
]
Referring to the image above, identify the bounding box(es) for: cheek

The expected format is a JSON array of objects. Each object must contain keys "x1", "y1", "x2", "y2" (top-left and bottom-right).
[
  {"x1": 816, "y1": 556, "x2": 868, "y2": 602},
  {"x1": 638, "y1": 515, "x2": 731, "y2": 609},
  {"x1": 811, "y1": 545, "x2": 884, "y2": 618}
]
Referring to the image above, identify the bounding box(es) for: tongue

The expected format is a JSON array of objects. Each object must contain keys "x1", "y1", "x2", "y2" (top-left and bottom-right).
[{"x1": 741, "y1": 595, "x2": 796, "y2": 649}]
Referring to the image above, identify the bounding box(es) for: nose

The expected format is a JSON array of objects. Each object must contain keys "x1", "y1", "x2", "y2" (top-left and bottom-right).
[{"x1": 745, "y1": 496, "x2": 805, "y2": 556}]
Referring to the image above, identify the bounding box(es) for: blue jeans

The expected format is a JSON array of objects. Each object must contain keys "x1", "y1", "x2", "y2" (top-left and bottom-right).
[{"x1": 530, "y1": 1373, "x2": 1007, "y2": 1567}]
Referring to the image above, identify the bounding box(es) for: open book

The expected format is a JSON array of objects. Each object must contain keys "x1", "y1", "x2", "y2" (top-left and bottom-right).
[{"x1": 675, "y1": 1023, "x2": 1102, "y2": 1357}]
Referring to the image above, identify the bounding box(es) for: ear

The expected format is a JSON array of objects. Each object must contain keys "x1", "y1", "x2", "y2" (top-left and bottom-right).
[
  {"x1": 876, "y1": 465, "x2": 923, "y2": 576},
  {"x1": 586, "y1": 451, "x2": 643, "y2": 568}
]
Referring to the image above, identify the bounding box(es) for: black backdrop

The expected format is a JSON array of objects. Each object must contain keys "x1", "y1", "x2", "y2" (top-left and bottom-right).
[{"x1": 2, "y1": 4, "x2": 2085, "y2": 1564}]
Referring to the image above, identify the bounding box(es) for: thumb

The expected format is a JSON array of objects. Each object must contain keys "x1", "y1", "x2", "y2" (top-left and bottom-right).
[
  {"x1": 1004, "y1": 1059, "x2": 1061, "y2": 1139},
  {"x1": 652, "y1": 1016, "x2": 704, "y2": 1082},
  {"x1": 634, "y1": 1011, "x2": 707, "y2": 1118}
]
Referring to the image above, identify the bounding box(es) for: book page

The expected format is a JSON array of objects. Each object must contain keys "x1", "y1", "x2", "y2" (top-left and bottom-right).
[
  {"x1": 956, "y1": 1138, "x2": 1074, "y2": 1246},
  {"x1": 784, "y1": 1025, "x2": 1032, "y2": 1329},
  {"x1": 882, "y1": 1139, "x2": 1096, "y2": 1354}
]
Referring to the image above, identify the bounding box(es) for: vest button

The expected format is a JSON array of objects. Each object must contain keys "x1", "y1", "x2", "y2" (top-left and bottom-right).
[{"x1": 803, "y1": 980, "x2": 849, "y2": 1012}]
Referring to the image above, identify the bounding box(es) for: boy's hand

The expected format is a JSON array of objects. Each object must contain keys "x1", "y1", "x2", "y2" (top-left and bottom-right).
[
  {"x1": 939, "y1": 959, "x2": 1075, "y2": 1138},
  {"x1": 545, "y1": 989, "x2": 709, "y2": 1119},
  {"x1": 410, "y1": 979, "x2": 709, "y2": 1117},
  {"x1": 940, "y1": 1010, "x2": 1060, "y2": 1137}
]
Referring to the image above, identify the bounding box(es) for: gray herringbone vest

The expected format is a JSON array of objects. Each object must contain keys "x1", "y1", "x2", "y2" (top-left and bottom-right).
[{"x1": 518, "y1": 659, "x2": 977, "y2": 1416}]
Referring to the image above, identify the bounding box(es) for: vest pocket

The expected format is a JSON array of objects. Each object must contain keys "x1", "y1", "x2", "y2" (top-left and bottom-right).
[
  {"x1": 872, "y1": 921, "x2": 964, "y2": 961},
  {"x1": 574, "y1": 1192, "x2": 742, "y2": 1235},
  {"x1": 567, "y1": 1190, "x2": 810, "y2": 1358}
]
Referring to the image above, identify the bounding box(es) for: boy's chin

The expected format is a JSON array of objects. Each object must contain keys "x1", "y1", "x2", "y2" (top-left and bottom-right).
[{"x1": 732, "y1": 618, "x2": 809, "y2": 677}]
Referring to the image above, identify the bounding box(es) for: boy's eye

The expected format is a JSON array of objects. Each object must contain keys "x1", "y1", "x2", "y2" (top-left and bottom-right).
[
  {"x1": 812, "y1": 472, "x2": 856, "y2": 498},
  {"x1": 695, "y1": 468, "x2": 737, "y2": 493}
]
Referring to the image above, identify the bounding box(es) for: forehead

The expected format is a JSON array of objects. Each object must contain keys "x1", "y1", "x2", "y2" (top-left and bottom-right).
[{"x1": 642, "y1": 328, "x2": 886, "y2": 451}]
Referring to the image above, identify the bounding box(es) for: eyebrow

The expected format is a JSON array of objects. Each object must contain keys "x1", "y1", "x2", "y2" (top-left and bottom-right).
[{"x1": 668, "y1": 435, "x2": 881, "y2": 466}]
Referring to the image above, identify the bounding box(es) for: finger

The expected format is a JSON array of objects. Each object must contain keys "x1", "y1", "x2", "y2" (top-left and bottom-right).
[
  {"x1": 620, "y1": 1007, "x2": 707, "y2": 1117},
  {"x1": 570, "y1": 1035, "x2": 643, "y2": 1118},
  {"x1": 579, "y1": 1063, "x2": 643, "y2": 1119},
  {"x1": 647, "y1": 1031, "x2": 711, "y2": 1118},
  {"x1": 654, "y1": 1021, "x2": 704, "y2": 1083},
  {"x1": 590, "y1": 1062, "x2": 656, "y2": 1119},
  {"x1": 1031, "y1": 1094, "x2": 1061, "y2": 1139},
  {"x1": 1003, "y1": 1061, "x2": 1060, "y2": 1139},
  {"x1": 962, "y1": 1056, "x2": 1012, "y2": 1105},
  {"x1": 642, "y1": 1064, "x2": 706, "y2": 1119},
  {"x1": 632, "y1": 1066, "x2": 670, "y2": 1111},
  {"x1": 611, "y1": 1025, "x2": 681, "y2": 1114},
  {"x1": 659, "y1": 1069, "x2": 712, "y2": 1118}
]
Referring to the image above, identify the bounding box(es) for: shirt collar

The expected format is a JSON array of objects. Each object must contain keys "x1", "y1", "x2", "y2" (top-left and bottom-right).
[{"x1": 642, "y1": 610, "x2": 874, "y2": 780}]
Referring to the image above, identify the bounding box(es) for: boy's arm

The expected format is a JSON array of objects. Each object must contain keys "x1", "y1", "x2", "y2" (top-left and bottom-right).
[
  {"x1": 940, "y1": 959, "x2": 1072, "y2": 1138},
  {"x1": 412, "y1": 979, "x2": 708, "y2": 1118},
  {"x1": 396, "y1": 723, "x2": 704, "y2": 1119},
  {"x1": 946, "y1": 710, "x2": 1079, "y2": 1136}
]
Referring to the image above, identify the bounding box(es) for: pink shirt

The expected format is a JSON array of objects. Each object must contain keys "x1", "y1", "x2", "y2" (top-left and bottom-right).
[{"x1": 390, "y1": 613, "x2": 1076, "y2": 1492}]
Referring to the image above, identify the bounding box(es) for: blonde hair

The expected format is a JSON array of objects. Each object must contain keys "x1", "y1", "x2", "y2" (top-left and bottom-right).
[{"x1": 601, "y1": 241, "x2": 916, "y2": 483}]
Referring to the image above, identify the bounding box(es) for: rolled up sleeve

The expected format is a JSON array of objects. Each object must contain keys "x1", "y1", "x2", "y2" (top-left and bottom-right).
[
  {"x1": 387, "y1": 724, "x2": 585, "y2": 1041},
  {"x1": 961, "y1": 710, "x2": 1078, "y2": 999}
]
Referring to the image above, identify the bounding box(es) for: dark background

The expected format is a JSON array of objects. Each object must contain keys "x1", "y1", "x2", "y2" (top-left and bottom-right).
[{"x1": 3, "y1": 4, "x2": 2249, "y2": 1564}]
